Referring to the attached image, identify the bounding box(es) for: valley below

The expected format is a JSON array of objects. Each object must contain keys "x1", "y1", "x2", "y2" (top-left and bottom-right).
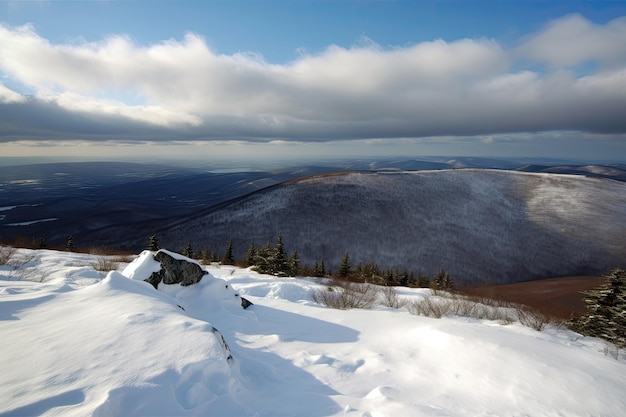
[{"x1": 1, "y1": 157, "x2": 625, "y2": 289}]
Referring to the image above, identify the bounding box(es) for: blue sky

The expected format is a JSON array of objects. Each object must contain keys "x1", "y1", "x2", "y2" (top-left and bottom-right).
[{"x1": 1, "y1": 0, "x2": 626, "y2": 165}]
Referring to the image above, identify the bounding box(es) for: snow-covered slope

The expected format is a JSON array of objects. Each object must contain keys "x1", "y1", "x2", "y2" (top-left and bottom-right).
[
  {"x1": 1, "y1": 248, "x2": 625, "y2": 416},
  {"x1": 160, "y1": 169, "x2": 626, "y2": 284}
]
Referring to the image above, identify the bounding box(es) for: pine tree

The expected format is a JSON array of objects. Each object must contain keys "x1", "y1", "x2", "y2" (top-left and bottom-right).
[
  {"x1": 182, "y1": 242, "x2": 194, "y2": 259},
  {"x1": 288, "y1": 251, "x2": 300, "y2": 276},
  {"x1": 147, "y1": 234, "x2": 160, "y2": 251},
  {"x1": 66, "y1": 235, "x2": 74, "y2": 252},
  {"x1": 570, "y1": 268, "x2": 626, "y2": 348},
  {"x1": 417, "y1": 273, "x2": 430, "y2": 288},
  {"x1": 253, "y1": 241, "x2": 274, "y2": 274},
  {"x1": 431, "y1": 270, "x2": 453, "y2": 291},
  {"x1": 398, "y1": 270, "x2": 410, "y2": 287},
  {"x1": 244, "y1": 242, "x2": 257, "y2": 267},
  {"x1": 313, "y1": 261, "x2": 326, "y2": 277},
  {"x1": 199, "y1": 249, "x2": 217, "y2": 263},
  {"x1": 338, "y1": 252, "x2": 351, "y2": 278},
  {"x1": 275, "y1": 235, "x2": 288, "y2": 274},
  {"x1": 222, "y1": 239, "x2": 235, "y2": 265}
]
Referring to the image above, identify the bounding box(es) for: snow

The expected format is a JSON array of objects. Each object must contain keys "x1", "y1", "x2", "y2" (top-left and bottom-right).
[
  {"x1": 5, "y1": 218, "x2": 59, "y2": 226},
  {"x1": 1, "y1": 247, "x2": 625, "y2": 417}
]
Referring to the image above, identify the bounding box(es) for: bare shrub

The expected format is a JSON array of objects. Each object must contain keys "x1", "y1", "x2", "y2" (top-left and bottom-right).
[
  {"x1": 380, "y1": 286, "x2": 407, "y2": 308},
  {"x1": 407, "y1": 297, "x2": 454, "y2": 318},
  {"x1": 89, "y1": 256, "x2": 120, "y2": 272},
  {"x1": 3, "y1": 251, "x2": 48, "y2": 282},
  {"x1": 8, "y1": 253, "x2": 37, "y2": 271},
  {"x1": 87, "y1": 249, "x2": 121, "y2": 272},
  {"x1": 516, "y1": 307, "x2": 552, "y2": 331},
  {"x1": 448, "y1": 293, "x2": 479, "y2": 316},
  {"x1": 0, "y1": 246, "x2": 17, "y2": 265},
  {"x1": 311, "y1": 280, "x2": 379, "y2": 310},
  {"x1": 407, "y1": 292, "x2": 519, "y2": 323}
]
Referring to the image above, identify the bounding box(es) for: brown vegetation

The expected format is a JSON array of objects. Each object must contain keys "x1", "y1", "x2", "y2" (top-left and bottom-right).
[{"x1": 460, "y1": 276, "x2": 608, "y2": 320}]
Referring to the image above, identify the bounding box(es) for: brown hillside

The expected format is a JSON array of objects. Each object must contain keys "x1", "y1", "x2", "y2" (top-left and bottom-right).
[{"x1": 462, "y1": 276, "x2": 608, "y2": 319}]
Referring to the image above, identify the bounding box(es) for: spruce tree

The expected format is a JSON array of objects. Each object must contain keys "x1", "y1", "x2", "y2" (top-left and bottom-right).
[
  {"x1": 338, "y1": 252, "x2": 351, "y2": 278},
  {"x1": 288, "y1": 251, "x2": 300, "y2": 276},
  {"x1": 313, "y1": 261, "x2": 326, "y2": 277},
  {"x1": 275, "y1": 235, "x2": 288, "y2": 274},
  {"x1": 571, "y1": 268, "x2": 626, "y2": 348},
  {"x1": 244, "y1": 243, "x2": 257, "y2": 267},
  {"x1": 200, "y1": 249, "x2": 217, "y2": 263},
  {"x1": 417, "y1": 273, "x2": 430, "y2": 288},
  {"x1": 147, "y1": 234, "x2": 160, "y2": 251},
  {"x1": 431, "y1": 270, "x2": 453, "y2": 291},
  {"x1": 253, "y1": 241, "x2": 274, "y2": 274},
  {"x1": 66, "y1": 235, "x2": 74, "y2": 252},
  {"x1": 222, "y1": 239, "x2": 235, "y2": 265},
  {"x1": 182, "y1": 242, "x2": 194, "y2": 259}
]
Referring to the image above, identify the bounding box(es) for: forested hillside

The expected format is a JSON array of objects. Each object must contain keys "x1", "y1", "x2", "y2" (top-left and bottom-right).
[{"x1": 157, "y1": 170, "x2": 626, "y2": 285}]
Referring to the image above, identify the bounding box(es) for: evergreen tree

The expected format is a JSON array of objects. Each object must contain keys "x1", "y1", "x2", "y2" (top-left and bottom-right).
[
  {"x1": 338, "y1": 252, "x2": 351, "y2": 278},
  {"x1": 199, "y1": 249, "x2": 217, "y2": 263},
  {"x1": 417, "y1": 273, "x2": 430, "y2": 288},
  {"x1": 398, "y1": 270, "x2": 410, "y2": 287},
  {"x1": 147, "y1": 234, "x2": 160, "y2": 251},
  {"x1": 288, "y1": 251, "x2": 300, "y2": 276},
  {"x1": 431, "y1": 270, "x2": 453, "y2": 290},
  {"x1": 182, "y1": 242, "x2": 194, "y2": 259},
  {"x1": 253, "y1": 241, "x2": 275, "y2": 274},
  {"x1": 313, "y1": 261, "x2": 326, "y2": 277},
  {"x1": 222, "y1": 239, "x2": 235, "y2": 265},
  {"x1": 383, "y1": 269, "x2": 396, "y2": 286},
  {"x1": 570, "y1": 268, "x2": 626, "y2": 348},
  {"x1": 275, "y1": 235, "x2": 288, "y2": 273},
  {"x1": 244, "y1": 242, "x2": 257, "y2": 267},
  {"x1": 66, "y1": 235, "x2": 74, "y2": 252}
]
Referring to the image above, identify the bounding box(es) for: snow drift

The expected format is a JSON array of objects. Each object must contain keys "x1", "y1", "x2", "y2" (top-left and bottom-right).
[{"x1": 1, "y1": 248, "x2": 626, "y2": 416}]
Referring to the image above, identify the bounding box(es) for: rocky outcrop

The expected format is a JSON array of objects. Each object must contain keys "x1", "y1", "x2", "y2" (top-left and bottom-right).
[
  {"x1": 146, "y1": 250, "x2": 207, "y2": 288},
  {"x1": 144, "y1": 250, "x2": 254, "y2": 310}
]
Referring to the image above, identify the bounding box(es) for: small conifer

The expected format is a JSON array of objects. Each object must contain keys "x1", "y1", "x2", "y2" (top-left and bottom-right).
[
  {"x1": 182, "y1": 242, "x2": 194, "y2": 259},
  {"x1": 338, "y1": 252, "x2": 351, "y2": 278},
  {"x1": 147, "y1": 235, "x2": 160, "y2": 251},
  {"x1": 570, "y1": 268, "x2": 626, "y2": 348},
  {"x1": 222, "y1": 239, "x2": 235, "y2": 265}
]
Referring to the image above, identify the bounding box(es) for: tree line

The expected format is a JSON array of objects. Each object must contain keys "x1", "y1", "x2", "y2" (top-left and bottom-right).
[{"x1": 145, "y1": 234, "x2": 454, "y2": 290}]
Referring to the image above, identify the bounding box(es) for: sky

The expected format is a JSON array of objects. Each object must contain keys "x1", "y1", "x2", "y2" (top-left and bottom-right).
[{"x1": 1, "y1": 0, "x2": 626, "y2": 165}]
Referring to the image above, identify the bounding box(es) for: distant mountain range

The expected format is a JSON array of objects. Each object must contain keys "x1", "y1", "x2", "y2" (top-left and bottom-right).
[{"x1": 1, "y1": 158, "x2": 625, "y2": 285}]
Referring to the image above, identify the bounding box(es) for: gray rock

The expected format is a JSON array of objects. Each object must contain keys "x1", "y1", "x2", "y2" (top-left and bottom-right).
[
  {"x1": 146, "y1": 250, "x2": 207, "y2": 288},
  {"x1": 240, "y1": 297, "x2": 253, "y2": 309}
]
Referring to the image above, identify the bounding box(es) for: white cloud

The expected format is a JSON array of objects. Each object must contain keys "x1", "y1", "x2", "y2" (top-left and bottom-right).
[
  {"x1": 517, "y1": 14, "x2": 626, "y2": 68},
  {"x1": 0, "y1": 15, "x2": 625, "y2": 144},
  {"x1": 49, "y1": 92, "x2": 202, "y2": 127},
  {"x1": 0, "y1": 82, "x2": 26, "y2": 103}
]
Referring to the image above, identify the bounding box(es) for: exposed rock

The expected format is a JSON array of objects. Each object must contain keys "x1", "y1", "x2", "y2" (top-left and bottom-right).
[
  {"x1": 211, "y1": 326, "x2": 233, "y2": 362},
  {"x1": 240, "y1": 297, "x2": 253, "y2": 309},
  {"x1": 146, "y1": 250, "x2": 207, "y2": 288}
]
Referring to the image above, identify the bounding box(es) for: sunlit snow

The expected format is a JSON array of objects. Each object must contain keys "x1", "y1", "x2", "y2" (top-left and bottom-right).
[{"x1": 1, "y1": 248, "x2": 624, "y2": 416}]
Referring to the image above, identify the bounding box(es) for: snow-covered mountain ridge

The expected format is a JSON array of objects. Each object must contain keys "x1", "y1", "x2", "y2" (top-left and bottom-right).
[
  {"x1": 1, "y1": 248, "x2": 625, "y2": 416},
  {"x1": 159, "y1": 169, "x2": 626, "y2": 285}
]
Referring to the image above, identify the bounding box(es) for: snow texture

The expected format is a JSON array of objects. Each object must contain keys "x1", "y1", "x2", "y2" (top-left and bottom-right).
[{"x1": 1, "y1": 248, "x2": 625, "y2": 416}]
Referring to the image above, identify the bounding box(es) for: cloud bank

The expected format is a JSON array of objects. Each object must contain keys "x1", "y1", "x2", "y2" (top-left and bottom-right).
[{"x1": 1, "y1": 14, "x2": 626, "y2": 143}]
